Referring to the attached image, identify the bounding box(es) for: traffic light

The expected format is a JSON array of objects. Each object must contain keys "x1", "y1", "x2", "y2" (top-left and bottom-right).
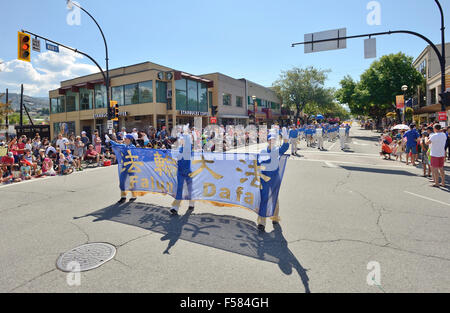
[
  {"x1": 439, "y1": 91, "x2": 450, "y2": 107},
  {"x1": 114, "y1": 102, "x2": 119, "y2": 121},
  {"x1": 18, "y1": 31, "x2": 31, "y2": 62},
  {"x1": 211, "y1": 105, "x2": 218, "y2": 117},
  {"x1": 109, "y1": 101, "x2": 118, "y2": 121}
]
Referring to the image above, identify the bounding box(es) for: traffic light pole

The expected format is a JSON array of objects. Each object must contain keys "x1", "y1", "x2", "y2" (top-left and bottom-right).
[
  {"x1": 292, "y1": 0, "x2": 447, "y2": 124},
  {"x1": 435, "y1": 0, "x2": 447, "y2": 114},
  {"x1": 67, "y1": 1, "x2": 111, "y2": 122},
  {"x1": 292, "y1": 29, "x2": 447, "y2": 114},
  {"x1": 22, "y1": 30, "x2": 107, "y2": 85}
]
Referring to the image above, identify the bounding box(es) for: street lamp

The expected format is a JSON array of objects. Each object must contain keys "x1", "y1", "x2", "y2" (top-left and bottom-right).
[
  {"x1": 401, "y1": 85, "x2": 408, "y2": 124},
  {"x1": 66, "y1": 0, "x2": 110, "y2": 121},
  {"x1": 251, "y1": 95, "x2": 257, "y2": 125}
]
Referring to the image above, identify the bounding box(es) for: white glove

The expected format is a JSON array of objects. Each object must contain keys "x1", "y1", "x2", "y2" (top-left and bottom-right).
[
  {"x1": 105, "y1": 134, "x2": 111, "y2": 143},
  {"x1": 282, "y1": 127, "x2": 289, "y2": 140}
]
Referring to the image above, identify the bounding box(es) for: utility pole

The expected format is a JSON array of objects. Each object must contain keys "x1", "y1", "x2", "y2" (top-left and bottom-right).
[
  {"x1": 435, "y1": 0, "x2": 446, "y2": 113},
  {"x1": 20, "y1": 84, "x2": 23, "y2": 128},
  {"x1": 5, "y1": 89, "x2": 9, "y2": 141},
  {"x1": 67, "y1": 0, "x2": 112, "y2": 129}
]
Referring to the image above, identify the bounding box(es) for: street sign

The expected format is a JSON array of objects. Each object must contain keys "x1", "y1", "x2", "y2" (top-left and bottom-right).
[
  {"x1": 32, "y1": 38, "x2": 41, "y2": 52},
  {"x1": 210, "y1": 117, "x2": 217, "y2": 124},
  {"x1": 46, "y1": 43, "x2": 59, "y2": 53},
  {"x1": 364, "y1": 38, "x2": 376, "y2": 59},
  {"x1": 107, "y1": 120, "x2": 114, "y2": 130},
  {"x1": 304, "y1": 28, "x2": 347, "y2": 54},
  {"x1": 396, "y1": 95, "x2": 405, "y2": 109},
  {"x1": 438, "y1": 111, "x2": 447, "y2": 121}
]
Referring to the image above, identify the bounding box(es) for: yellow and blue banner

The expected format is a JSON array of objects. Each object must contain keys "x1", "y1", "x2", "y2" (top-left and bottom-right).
[{"x1": 112, "y1": 144, "x2": 289, "y2": 218}]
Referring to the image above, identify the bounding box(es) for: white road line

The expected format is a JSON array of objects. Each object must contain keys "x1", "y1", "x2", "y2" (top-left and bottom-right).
[
  {"x1": 291, "y1": 158, "x2": 421, "y2": 170},
  {"x1": 0, "y1": 175, "x2": 53, "y2": 189},
  {"x1": 324, "y1": 161, "x2": 339, "y2": 168},
  {"x1": 328, "y1": 141, "x2": 338, "y2": 151},
  {"x1": 0, "y1": 165, "x2": 114, "y2": 190},
  {"x1": 299, "y1": 150, "x2": 380, "y2": 158},
  {"x1": 404, "y1": 191, "x2": 450, "y2": 207}
]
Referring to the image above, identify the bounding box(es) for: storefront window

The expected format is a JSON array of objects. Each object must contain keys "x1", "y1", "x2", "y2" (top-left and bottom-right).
[
  {"x1": 65, "y1": 91, "x2": 78, "y2": 112},
  {"x1": 199, "y1": 83, "x2": 208, "y2": 112},
  {"x1": 188, "y1": 80, "x2": 199, "y2": 111},
  {"x1": 176, "y1": 79, "x2": 187, "y2": 110},
  {"x1": 156, "y1": 81, "x2": 167, "y2": 103},
  {"x1": 139, "y1": 81, "x2": 153, "y2": 103},
  {"x1": 50, "y1": 98, "x2": 59, "y2": 114},
  {"x1": 112, "y1": 86, "x2": 124, "y2": 106},
  {"x1": 236, "y1": 96, "x2": 243, "y2": 107},
  {"x1": 59, "y1": 96, "x2": 66, "y2": 113},
  {"x1": 95, "y1": 84, "x2": 106, "y2": 108},
  {"x1": 124, "y1": 83, "x2": 139, "y2": 105},
  {"x1": 223, "y1": 93, "x2": 231, "y2": 106},
  {"x1": 79, "y1": 88, "x2": 93, "y2": 110},
  {"x1": 53, "y1": 121, "x2": 76, "y2": 137},
  {"x1": 209, "y1": 91, "x2": 213, "y2": 108},
  {"x1": 430, "y1": 88, "x2": 437, "y2": 105}
]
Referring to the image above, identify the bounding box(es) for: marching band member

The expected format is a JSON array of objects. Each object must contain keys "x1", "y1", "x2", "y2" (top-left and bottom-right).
[
  {"x1": 289, "y1": 125, "x2": 299, "y2": 156},
  {"x1": 256, "y1": 127, "x2": 290, "y2": 232},
  {"x1": 107, "y1": 134, "x2": 140, "y2": 204},
  {"x1": 339, "y1": 124, "x2": 347, "y2": 150},
  {"x1": 170, "y1": 127, "x2": 195, "y2": 215},
  {"x1": 316, "y1": 124, "x2": 324, "y2": 150}
]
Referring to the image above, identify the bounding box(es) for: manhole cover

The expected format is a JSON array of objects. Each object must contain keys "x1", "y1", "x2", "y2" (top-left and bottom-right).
[{"x1": 56, "y1": 243, "x2": 116, "y2": 272}]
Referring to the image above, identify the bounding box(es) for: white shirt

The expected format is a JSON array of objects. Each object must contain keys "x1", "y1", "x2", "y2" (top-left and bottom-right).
[
  {"x1": 131, "y1": 132, "x2": 139, "y2": 140},
  {"x1": 56, "y1": 138, "x2": 69, "y2": 150},
  {"x1": 429, "y1": 132, "x2": 447, "y2": 157}
]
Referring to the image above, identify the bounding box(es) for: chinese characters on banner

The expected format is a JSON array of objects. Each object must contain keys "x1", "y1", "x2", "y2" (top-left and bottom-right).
[{"x1": 112, "y1": 146, "x2": 289, "y2": 218}]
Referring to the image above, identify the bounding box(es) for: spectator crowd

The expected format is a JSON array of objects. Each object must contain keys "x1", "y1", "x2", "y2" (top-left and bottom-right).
[
  {"x1": 0, "y1": 126, "x2": 175, "y2": 185},
  {"x1": 378, "y1": 123, "x2": 450, "y2": 188}
]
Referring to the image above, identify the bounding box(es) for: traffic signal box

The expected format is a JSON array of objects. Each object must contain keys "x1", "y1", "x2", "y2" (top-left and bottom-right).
[
  {"x1": 18, "y1": 31, "x2": 31, "y2": 62},
  {"x1": 109, "y1": 101, "x2": 119, "y2": 121},
  {"x1": 211, "y1": 105, "x2": 218, "y2": 117},
  {"x1": 439, "y1": 91, "x2": 450, "y2": 107}
]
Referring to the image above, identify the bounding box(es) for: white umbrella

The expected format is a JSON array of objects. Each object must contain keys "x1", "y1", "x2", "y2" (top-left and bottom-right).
[{"x1": 391, "y1": 124, "x2": 410, "y2": 130}]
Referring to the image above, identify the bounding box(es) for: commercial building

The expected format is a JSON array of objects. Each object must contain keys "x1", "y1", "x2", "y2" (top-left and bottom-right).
[
  {"x1": 412, "y1": 43, "x2": 450, "y2": 124},
  {"x1": 199, "y1": 74, "x2": 283, "y2": 127},
  {"x1": 49, "y1": 61, "x2": 283, "y2": 139}
]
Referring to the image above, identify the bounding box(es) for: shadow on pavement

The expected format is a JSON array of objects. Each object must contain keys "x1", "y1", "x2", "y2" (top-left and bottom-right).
[
  {"x1": 351, "y1": 136, "x2": 380, "y2": 142},
  {"x1": 74, "y1": 202, "x2": 311, "y2": 292},
  {"x1": 340, "y1": 165, "x2": 418, "y2": 177}
]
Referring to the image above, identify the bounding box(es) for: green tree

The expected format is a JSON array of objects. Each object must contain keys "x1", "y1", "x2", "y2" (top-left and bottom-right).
[
  {"x1": 0, "y1": 93, "x2": 14, "y2": 124},
  {"x1": 272, "y1": 66, "x2": 333, "y2": 122},
  {"x1": 336, "y1": 75, "x2": 366, "y2": 116},
  {"x1": 6, "y1": 112, "x2": 29, "y2": 125},
  {"x1": 336, "y1": 53, "x2": 424, "y2": 123},
  {"x1": 359, "y1": 52, "x2": 423, "y2": 122}
]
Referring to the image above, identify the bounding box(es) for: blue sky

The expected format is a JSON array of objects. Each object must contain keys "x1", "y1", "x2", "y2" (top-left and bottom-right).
[{"x1": 0, "y1": 0, "x2": 448, "y2": 96}]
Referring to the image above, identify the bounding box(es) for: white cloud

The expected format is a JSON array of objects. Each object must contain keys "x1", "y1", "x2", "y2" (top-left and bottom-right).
[{"x1": 0, "y1": 47, "x2": 99, "y2": 97}]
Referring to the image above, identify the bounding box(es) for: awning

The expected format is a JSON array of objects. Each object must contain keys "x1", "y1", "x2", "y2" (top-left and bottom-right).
[
  {"x1": 414, "y1": 103, "x2": 449, "y2": 114},
  {"x1": 174, "y1": 71, "x2": 214, "y2": 88},
  {"x1": 59, "y1": 79, "x2": 108, "y2": 95},
  {"x1": 220, "y1": 114, "x2": 249, "y2": 119}
]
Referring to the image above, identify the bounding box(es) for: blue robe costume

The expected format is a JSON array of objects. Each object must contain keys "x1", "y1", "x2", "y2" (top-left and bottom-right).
[
  {"x1": 110, "y1": 140, "x2": 136, "y2": 194},
  {"x1": 175, "y1": 145, "x2": 193, "y2": 200},
  {"x1": 257, "y1": 142, "x2": 289, "y2": 218}
]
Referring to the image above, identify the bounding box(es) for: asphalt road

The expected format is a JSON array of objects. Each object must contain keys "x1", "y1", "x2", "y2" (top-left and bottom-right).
[{"x1": 0, "y1": 124, "x2": 449, "y2": 293}]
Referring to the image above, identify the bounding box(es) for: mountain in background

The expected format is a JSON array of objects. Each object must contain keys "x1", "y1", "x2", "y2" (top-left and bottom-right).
[{"x1": 0, "y1": 93, "x2": 49, "y2": 111}]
